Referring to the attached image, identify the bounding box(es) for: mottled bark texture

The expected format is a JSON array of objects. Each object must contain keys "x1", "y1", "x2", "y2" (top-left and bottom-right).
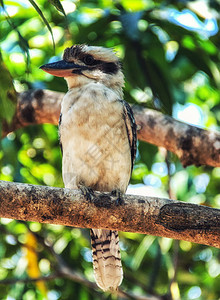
[
  {"x1": 2, "y1": 89, "x2": 63, "y2": 134},
  {"x1": 0, "y1": 180, "x2": 219, "y2": 248},
  {"x1": 2, "y1": 89, "x2": 220, "y2": 167},
  {"x1": 133, "y1": 107, "x2": 220, "y2": 168}
]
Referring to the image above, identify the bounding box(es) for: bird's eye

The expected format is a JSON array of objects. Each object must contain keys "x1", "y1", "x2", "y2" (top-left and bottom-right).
[{"x1": 83, "y1": 55, "x2": 95, "y2": 65}]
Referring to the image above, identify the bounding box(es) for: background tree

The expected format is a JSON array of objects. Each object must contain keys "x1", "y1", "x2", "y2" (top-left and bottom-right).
[{"x1": 0, "y1": 1, "x2": 220, "y2": 299}]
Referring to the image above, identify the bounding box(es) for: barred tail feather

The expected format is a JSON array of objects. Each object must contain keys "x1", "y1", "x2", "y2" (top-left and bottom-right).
[{"x1": 90, "y1": 229, "x2": 123, "y2": 291}]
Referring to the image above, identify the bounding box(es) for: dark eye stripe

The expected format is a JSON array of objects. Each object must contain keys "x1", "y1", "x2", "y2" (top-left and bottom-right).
[
  {"x1": 101, "y1": 62, "x2": 119, "y2": 74},
  {"x1": 80, "y1": 56, "x2": 120, "y2": 75}
]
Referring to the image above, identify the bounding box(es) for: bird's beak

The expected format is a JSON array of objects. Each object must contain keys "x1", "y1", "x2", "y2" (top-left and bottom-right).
[{"x1": 40, "y1": 60, "x2": 84, "y2": 77}]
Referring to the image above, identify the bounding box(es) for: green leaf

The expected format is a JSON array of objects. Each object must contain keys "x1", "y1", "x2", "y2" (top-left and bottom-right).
[
  {"x1": 138, "y1": 141, "x2": 158, "y2": 169},
  {"x1": 130, "y1": 235, "x2": 155, "y2": 270},
  {"x1": 28, "y1": 0, "x2": 55, "y2": 49},
  {"x1": 1, "y1": 8, "x2": 30, "y2": 64},
  {"x1": 123, "y1": 43, "x2": 147, "y2": 90},
  {"x1": 144, "y1": 59, "x2": 173, "y2": 115},
  {"x1": 49, "y1": 0, "x2": 66, "y2": 15},
  {"x1": 180, "y1": 48, "x2": 213, "y2": 79},
  {"x1": 75, "y1": 14, "x2": 114, "y2": 44},
  {"x1": 0, "y1": 53, "x2": 17, "y2": 127}
]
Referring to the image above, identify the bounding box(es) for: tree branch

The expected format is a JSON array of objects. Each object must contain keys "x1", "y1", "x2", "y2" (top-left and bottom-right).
[
  {"x1": 0, "y1": 274, "x2": 60, "y2": 285},
  {"x1": 133, "y1": 106, "x2": 220, "y2": 168},
  {"x1": 0, "y1": 180, "x2": 219, "y2": 248},
  {"x1": 2, "y1": 89, "x2": 220, "y2": 168}
]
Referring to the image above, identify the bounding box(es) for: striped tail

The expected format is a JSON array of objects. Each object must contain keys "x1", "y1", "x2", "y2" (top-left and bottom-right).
[{"x1": 90, "y1": 229, "x2": 123, "y2": 291}]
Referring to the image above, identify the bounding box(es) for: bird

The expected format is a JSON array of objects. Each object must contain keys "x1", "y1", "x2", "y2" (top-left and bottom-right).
[{"x1": 40, "y1": 44, "x2": 137, "y2": 292}]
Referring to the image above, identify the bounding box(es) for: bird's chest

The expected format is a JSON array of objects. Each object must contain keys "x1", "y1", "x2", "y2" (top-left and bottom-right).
[
  {"x1": 59, "y1": 87, "x2": 131, "y2": 191},
  {"x1": 60, "y1": 92, "x2": 122, "y2": 140}
]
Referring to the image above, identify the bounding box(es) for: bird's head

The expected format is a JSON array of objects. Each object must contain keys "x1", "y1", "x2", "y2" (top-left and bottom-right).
[{"x1": 40, "y1": 44, "x2": 124, "y2": 97}]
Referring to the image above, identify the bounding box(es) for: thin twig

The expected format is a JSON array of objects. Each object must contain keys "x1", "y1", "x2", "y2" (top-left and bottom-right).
[{"x1": 0, "y1": 274, "x2": 60, "y2": 285}]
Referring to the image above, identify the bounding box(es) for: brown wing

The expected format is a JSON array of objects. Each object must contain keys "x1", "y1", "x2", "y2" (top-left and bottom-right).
[{"x1": 120, "y1": 100, "x2": 137, "y2": 173}]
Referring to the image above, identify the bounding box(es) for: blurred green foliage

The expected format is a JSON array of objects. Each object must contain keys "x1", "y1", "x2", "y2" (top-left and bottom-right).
[{"x1": 0, "y1": 0, "x2": 220, "y2": 299}]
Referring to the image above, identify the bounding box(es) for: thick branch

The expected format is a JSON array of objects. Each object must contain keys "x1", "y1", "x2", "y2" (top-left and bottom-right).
[
  {"x1": 0, "y1": 180, "x2": 219, "y2": 248},
  {"x1": 133, "y1": 107, "x2": 220, "y2": 167},
  {"x1": 2, "y1": 89, "x2": 220, "y2": 167}
]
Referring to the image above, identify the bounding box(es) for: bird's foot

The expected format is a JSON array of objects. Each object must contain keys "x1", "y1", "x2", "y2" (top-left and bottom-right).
[
  {"x1": 79, "y1": 184, "x2": 94, "y2": 202},
  {"x1": 111, "y1": 189, "x2": 125, "y2": 206}
]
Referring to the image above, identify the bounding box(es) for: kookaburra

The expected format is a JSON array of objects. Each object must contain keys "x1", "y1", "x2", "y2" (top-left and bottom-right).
[{"x1": 40, "y1": 44, "x2": 137, "y2": 292}]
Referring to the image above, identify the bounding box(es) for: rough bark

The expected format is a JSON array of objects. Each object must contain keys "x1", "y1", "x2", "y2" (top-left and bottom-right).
[
  {"x1": 2, "y1": 89, "x2": 220, "y2": 168},
  {"x1": 2, "y1": 89, "x2": 62, "y2": 133},
  {"x1": 0, "y1": 180, "x2": 219, "y2": 248},
  {"x1": 133, "y1": 106, "x2": 220, "y2": 167}
]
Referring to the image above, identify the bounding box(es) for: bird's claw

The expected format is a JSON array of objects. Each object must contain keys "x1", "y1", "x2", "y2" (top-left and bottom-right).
[
  {"x1": 111, "y1": 189, "x2": 125, "y2": 206},
  {"x1": 79, "y1": 184, "x2": 94, "y2": 202}
]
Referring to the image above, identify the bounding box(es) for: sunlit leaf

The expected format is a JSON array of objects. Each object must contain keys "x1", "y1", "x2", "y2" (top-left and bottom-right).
[
  {"x1": 28, "y1": 0, "x2": 55, "y2": 49},
  {"x1": 49, "y1": 0, "x2": 66, "y2": 15},
  {"x1": 130, "y1": 235, "x2": 155, "y2": 270},
  {"x1": 1, "y1": 9, "x2": 30, "y2": 64}
]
